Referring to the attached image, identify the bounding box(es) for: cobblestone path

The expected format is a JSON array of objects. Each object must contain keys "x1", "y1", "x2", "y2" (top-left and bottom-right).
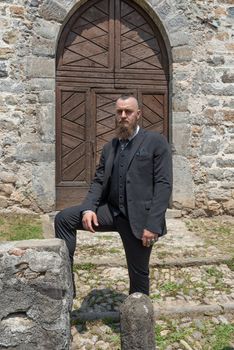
[{"x1": 69, "y1": 217, "x2": 234, "y2": 350}]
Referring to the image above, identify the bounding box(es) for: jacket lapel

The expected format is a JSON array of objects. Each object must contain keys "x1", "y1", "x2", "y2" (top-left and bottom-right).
[
  {"x1": 126, "y1": 128, "x2": 146, "y2": 170},
  {"x1": 103, "y1": 138, "x2": 118, "y2": 187}
]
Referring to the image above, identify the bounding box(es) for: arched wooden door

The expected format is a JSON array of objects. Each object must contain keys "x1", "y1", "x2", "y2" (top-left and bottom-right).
[{"x1": 56, "y1": 0, "x2": 169, "y2": 209}]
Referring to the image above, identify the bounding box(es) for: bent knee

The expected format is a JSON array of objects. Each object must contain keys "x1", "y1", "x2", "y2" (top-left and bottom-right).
[
  {"x1": 54, "y1": 211, "x2": 64, "y2": 226},
  {"x1": 54, "y1": 209, "x2": 72, "y2": 229}
]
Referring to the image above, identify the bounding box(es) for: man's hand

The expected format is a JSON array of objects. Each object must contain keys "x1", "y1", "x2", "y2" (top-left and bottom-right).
[
  {"x1": 82, "y1": 211, "x2": 99, "y2": 233},
  {"x1": 142, "y1": 229, "x2": 159, "y2": 247}
]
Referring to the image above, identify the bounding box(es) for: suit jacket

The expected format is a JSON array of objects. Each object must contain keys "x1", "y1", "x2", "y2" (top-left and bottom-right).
[{"x1": 80, "y1": 128, "x2": 173, "y2": 239}]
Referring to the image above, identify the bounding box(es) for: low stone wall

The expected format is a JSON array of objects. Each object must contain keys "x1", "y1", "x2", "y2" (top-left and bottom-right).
[{"x1": 0, "y1": 239, "x2": 73, "y2": 350}]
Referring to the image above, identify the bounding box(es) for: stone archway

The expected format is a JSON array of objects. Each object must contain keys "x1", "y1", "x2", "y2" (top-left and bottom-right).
[{"x1": 55, "y1": 0, "x2": 170, "y2": 209}]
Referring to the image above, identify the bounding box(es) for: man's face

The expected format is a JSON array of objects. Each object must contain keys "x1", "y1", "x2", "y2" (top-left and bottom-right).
[{"x1": 115, "y1": 97, "x2": 140, "y2": 140}]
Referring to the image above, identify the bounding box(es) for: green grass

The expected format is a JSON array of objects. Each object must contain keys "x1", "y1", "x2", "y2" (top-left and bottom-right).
[
  {"x1": 159, "y1": 281, "x2": 181, "y2": 295},
  {"x1": 150, "y1": 293, "x2": 161, "y2": 300},
  {"x1": 155, "y1": 321, "x2": 194, "y2": 349},
  {"x1": 204, "y1": 324, "x2": 234, "y2": 350},
  {"x1": 206, "y1": 266, "x2": 224, "y2": 279},
  {"x1": 184, "y1": 218, "x2": 234, "y2": 256},
  {"x1": 155, "y1": 319, "x2": 234, "y2": 350},
  {"x1": 109, "y1": 248, "x2": 121, "y2": 254},
  {"x1": 73, "y1": 263, "x2": 95, "y2": 272},
  {"x1": 0, "y1": 214, "x2": 43, "y2": 241},
  {"x1": 227, "y1": 258, "x2": 234, "y2": 271}
]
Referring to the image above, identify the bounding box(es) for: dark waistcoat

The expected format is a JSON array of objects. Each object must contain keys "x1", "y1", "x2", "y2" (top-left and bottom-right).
[{"x1": 108, "y1": 139, "x2": 132, "y2": 216}]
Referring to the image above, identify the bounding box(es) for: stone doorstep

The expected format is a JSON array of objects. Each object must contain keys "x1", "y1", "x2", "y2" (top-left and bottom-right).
[
  {"x1": 42, "y1": 208, "x2": 182, "y2": 238},
  {"x1": 71, "y1": 302, "x2": 234, "y2": 322},
  {"x1": 74, "y1": 255, "x2": 233, "y2": 268}
]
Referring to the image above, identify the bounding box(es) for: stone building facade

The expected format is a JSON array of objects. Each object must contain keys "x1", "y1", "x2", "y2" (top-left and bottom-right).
[{"x1": 0, "y1": 0, "x2": 233, "y2": 216}]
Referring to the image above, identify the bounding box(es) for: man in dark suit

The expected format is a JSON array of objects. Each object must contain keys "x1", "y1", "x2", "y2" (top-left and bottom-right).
[{"x1": 55, "y1": 95, "x2": 172, "y2": 296}]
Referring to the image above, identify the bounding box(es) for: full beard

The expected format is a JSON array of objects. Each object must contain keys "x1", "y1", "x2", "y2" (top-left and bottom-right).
[{"x1": 116, "y1": 120, "x2": 138, "y2": 140}]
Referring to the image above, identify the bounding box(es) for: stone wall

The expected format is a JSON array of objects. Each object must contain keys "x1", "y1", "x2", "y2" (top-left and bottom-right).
[
  {"x1": 0, "y1": 0, "x2": 233, "y2": 215},
  {"x1": 0, "y1": 238, "x2": 73, "y2": 349}
]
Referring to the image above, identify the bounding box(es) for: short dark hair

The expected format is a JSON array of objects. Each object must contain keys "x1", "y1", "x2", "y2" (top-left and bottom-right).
[
  {"x1": 118, "y1": 93, "x2": 136, "y2": 101},
  {"x1": 117, "y1": 94, "x2": 139, "y2": 108}
]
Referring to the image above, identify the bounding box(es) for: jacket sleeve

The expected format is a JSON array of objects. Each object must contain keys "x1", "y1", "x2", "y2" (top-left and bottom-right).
[
  {"x1": 80, "y1": 146, "x2": 106, "y2": 212},
  {"x1": 144, "y1": 134, "x2": 173, "y2": 235}
]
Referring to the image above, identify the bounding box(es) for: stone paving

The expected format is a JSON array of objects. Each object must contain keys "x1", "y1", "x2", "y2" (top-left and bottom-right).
[{"x1": 68, "y1": 217, "x2": 234, "y2": 350}]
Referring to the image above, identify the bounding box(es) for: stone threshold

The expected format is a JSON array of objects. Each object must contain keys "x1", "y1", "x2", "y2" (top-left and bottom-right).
[
  {"x1": 42, "y1": 208, "x2": 183, "y2": 239},
  {"x1": 46, "y1": 209, "x2": 183, "y2": 220},
  {"x1": 71, "y1": 302, "x2": 234, "y2": 322},
  {"x1": 74, "y1": 255, "x2": 233, "y2": 268}
]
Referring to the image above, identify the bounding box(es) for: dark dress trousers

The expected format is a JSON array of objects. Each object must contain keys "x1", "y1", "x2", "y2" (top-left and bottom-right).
[{"x1": 55, "y1": 128, "x2": 173, "y2": 295}]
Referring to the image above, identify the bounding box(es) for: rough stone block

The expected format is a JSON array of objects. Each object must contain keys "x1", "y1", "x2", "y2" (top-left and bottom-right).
[
  {"x1": 0, "y1": 47, "x2": 14, "y2": 59},
  {"x1": 0, "y1": 171, "x2": 17, "y2": 184},
  {"x1": 0, "y1": 239, "x2": 73, "y2": 350},
  {"x1": 227, "y1": 7, "x2": 234, "y2": 17},
  {"x1": 27, "y1": 78, "x2": 55, "y2": 92},
  {"x1": 9, "y1": 5, "x2": 25, "y2": 18},
  {"x1": 172, "y1": 123, "x2": 190, "y2": 156},
  {"x1": 223, "y1": 199, "x2": 234, "y2": 215},
  {"x1": 0, "y1": 62, "x2": 8, "y2": 78},
  {"x1": 149, "y1": 0, "x2": 163, "y2": 6},
  {"x1": 208, "y1": 98, "x2": 220, "y2": 107},
  {"x1": 217, "y1": 157, "x2": 234, "y2": 167},
  {"x1": 222, "y1": 71, "x2": 234, "y2": 83},
  {"x1": 0, "y1": 195, "x2": 8, "y2": 208},
  {"x1": 200, "y1": 156, "x2": 215, "y2": 168},
  {"x1": 172, "y1": 46, "x2": 193, "y2": 63},
  {"x1": 32, "y1": 162, "x2": 55, "y2": 212},
  {"x1": 207, "y1": 55, "x2": 225, "y2": 66},
  {"x1": 170, "y1": 30, "x2": 190, "y2": 47},
  {"x1": 201, "y1": 128, "x2": 221, "y2": 155},
  {"x1": 207, "y1": 168, "x2": 224, "y2": 181},
  {"x1": 39, "y1": 0, "x2": 67, "y2": 23},
  {"x1": 38, "y1": 91, "x2": 55, "y2": 104},
  {"x1": 0, "y1": 183, "x2": 14, "y2": 195},
  {"x1": 25, "y1": 57, "x2": 55, "y2": 78},
  {"x1": 14, "y1": 143, "x2": 55, "y2": 162},
  {"x1": 157, "y1": 1, "x2": 173, "y2": 19},
  {"x1": 223, "y1": 99, "x2": 234, "y2": 108},
  {"x1": 201, "y1": 83, "x2": 234, "y2": 96},
  {"x1": 38, "y1": 104, "x2": 55, "y2": 142},
  {"x1": 172, "y1": 96, "x2": 188, "y2": 112},
  {"x1": 207, "y1": 188, "x2": 231, "y2": 201},
  {"x1": 34, "y1": 18, "x2": 60, "y2": 40},
  {"x1": 172, "y1": 155, "x2": 195, "y2": 209},
  {"x1": 224, "y1": 141, "x2": 234, "y2": 154},
  {"x1": 120, "y1": 293, "x2": 155, "y2": 350},
  {"x1": 32, "y1": 37, "x2": 56, "y2": 57},
  {"x1": 167, "y1": 14, "x2": 188, "y2": 31}
]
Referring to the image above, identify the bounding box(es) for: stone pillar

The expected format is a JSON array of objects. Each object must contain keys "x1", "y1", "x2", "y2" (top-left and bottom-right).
[
  {"x1": 0, "y1": 239, "x2": 73, "y2": 350},
  {"x1": 120, "y1": 293, "x2": 156, "y2": 350}
]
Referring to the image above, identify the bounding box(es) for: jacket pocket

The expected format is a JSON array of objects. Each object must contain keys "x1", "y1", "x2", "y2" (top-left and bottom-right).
[{"x1": 135, "y1": 154, "x2": 151, "y2": 161}]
